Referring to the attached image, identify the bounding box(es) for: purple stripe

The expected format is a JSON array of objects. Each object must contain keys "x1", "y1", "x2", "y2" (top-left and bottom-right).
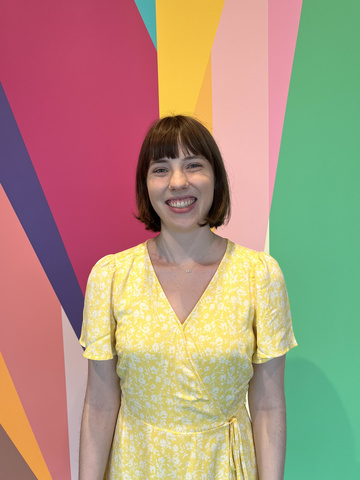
[{"x1": 0, "y1": 83, "x2": 84, "y2": 338}]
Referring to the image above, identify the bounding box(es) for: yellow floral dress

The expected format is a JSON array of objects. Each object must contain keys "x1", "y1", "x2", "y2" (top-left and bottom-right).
[{"x1": 80, "y1": 240, "x2": 297, "y2": 480}]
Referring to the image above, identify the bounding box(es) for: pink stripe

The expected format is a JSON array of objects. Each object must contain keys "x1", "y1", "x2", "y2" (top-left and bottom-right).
[
  {"x1": 61, "y1": 310, "x2": 88, "y2": 480},
  {"x1": 0, "y1": 186, "x2": 70, "y2": 479},
  {"x1": 269, "y1": 0, "x2": 303, "y2": 205},
  {"x1": 212, "y1": 0, "x2": 269, "y2": 251}
]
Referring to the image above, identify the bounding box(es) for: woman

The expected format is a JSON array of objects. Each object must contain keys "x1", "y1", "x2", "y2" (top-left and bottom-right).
[{"x1": 79, "y1": 115, "x2": 297, "y2": 480}]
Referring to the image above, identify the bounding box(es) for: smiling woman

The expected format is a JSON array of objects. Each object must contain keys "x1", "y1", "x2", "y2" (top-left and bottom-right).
[
  {"x1": 146, "y1": 151, "x2": 215, "y2": 234},
  {"x1": 79, "y1": 115, "x2": 297, "y2": 480},
  {"x1": 136, "y1": 115, "x2": 230, "y2": 232}
]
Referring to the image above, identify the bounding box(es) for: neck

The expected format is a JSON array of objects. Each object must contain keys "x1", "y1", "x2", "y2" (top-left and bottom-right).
[{"x1": 155, "y1": 227, "x2": 217, "y2": 264}]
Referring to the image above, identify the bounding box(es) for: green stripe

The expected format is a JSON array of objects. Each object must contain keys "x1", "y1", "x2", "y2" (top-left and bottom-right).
[{"x1": 270, "y1": 1, "x2": 360, "y2": 477}]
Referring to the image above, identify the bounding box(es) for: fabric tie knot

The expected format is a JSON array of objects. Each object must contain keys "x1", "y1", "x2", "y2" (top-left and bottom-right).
[{"x1": 229, "y1": 416, "x2": 242, "y2": 479}]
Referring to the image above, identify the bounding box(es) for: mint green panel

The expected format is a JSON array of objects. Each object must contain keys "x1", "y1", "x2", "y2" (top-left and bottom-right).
[
  {"x1": 270, "y1": 1, "x2": 360, "y2": 478},
  {"x1": 134, "y1": 0, "x2": 157, "y2": 48}
]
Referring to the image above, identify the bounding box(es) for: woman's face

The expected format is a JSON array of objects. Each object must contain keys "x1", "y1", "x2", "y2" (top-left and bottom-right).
[{"x1": 146, "y1": 148, "x2": 214, "y2": 233}]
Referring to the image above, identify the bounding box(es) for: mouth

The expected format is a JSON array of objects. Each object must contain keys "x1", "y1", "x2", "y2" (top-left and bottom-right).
[{"x1": 165, "y1": 197, "x2": 197, "y2": 209}]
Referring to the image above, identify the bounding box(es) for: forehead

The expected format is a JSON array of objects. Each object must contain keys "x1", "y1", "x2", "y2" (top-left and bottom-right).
[
  {"x1": 147, "y1": 125, "x2": 209, "y2": 159},
  {"x1": 149, "y1": 153, "x2": 201, "y2": 164}
]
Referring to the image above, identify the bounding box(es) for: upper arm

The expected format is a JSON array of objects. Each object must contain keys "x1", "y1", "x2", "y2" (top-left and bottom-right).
[
  {"x1": 248, "y1": 355, "x2": 286, "y2": 415},
  {"x1": 85, "y1": 357, "x2": 121, "y2": 410}
]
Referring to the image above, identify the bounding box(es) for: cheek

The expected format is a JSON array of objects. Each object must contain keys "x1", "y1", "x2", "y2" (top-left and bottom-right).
[
  {"x1": 208, "y1": 177, "x2": 215, "y2": 199},
  {"x1": 207, "y1": 180, "x2": 215, "y2": 209},
  {"x1": 146, "y1": 178, "x2": 155, "y2": 199},
  {"x1": 146, "y1": 181, "x2": 162, "y2": 213}
]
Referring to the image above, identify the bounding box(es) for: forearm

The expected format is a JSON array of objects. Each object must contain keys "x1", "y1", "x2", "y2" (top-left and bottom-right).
[
  {"x1": 79, "y1": 397, "x2": 120, "y2": 480},
  {"x1": 79, "y1": 358, "x2": 121, "y2": 480},
  {"x1": 251, "y1": 405, "x2": 286, "y2": 480},
  {"x1": 248, "y1": 356, "x2": 287, "y2": 480}
]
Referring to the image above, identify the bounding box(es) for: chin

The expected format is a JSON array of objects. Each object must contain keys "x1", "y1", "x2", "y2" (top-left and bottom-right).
[{"x1": 165, "y1": 220, "x2": 207, "y2": 234}]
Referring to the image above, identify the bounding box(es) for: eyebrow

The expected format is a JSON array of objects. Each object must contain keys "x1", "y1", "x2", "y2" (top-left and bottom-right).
[{"x1": 150, "y1": 155, "x2": 200, "y2": 164}]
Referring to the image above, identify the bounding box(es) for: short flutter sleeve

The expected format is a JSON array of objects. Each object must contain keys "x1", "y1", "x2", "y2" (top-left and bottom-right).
[
  {"x1": 79, "y1": 255, "x2": 117, "y2": 360},
  {"x1": 252, "y1": 252, "x2": 297, "y2": 364}
]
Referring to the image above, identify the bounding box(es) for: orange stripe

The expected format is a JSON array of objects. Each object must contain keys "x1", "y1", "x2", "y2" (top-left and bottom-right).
[{"x1": 0, "y1": 353, "x2": 52, "y2": 479}]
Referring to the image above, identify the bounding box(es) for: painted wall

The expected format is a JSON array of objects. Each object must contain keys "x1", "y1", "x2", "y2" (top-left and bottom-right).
[
  {"x1": 270, "y1": 1, "x2": 360, "y2": 477},
  {"x1": 0, "y1": 1, "x2": 359, "y2": 478}
]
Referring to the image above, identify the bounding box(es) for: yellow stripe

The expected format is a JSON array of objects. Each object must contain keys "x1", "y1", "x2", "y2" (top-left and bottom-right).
[{"x1": 156, "y1": 0, "x2": 225, "y2": 116}]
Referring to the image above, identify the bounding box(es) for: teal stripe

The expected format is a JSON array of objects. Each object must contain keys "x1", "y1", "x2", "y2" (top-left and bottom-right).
[
  {"x1": 270, "y1": 1, "x2": 360, "y2": 477},
  {"x1": 134, "y1": 0, "x2": 157, "y2": 49}
]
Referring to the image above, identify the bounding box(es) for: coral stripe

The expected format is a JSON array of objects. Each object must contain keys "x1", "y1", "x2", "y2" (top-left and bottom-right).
[{"x1": 0, "y1": 186, "x2": 70, "y2": 479}]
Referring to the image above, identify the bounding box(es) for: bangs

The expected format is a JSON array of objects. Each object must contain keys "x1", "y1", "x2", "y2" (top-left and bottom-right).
[{"x1": 147, "y1": 118, "x2": 212, "y2": 162}]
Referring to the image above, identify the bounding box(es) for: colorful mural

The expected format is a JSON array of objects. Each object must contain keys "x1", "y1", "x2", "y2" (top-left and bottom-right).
[
  {"x1": 270, "y1": 1, "x2": 360, "y2": 477},
  {"x1": 1, "y1": 1, "x2": 359, "y2": 478}
]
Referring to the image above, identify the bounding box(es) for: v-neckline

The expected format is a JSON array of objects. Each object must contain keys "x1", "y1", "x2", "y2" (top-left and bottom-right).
[{"x1": 145, "y1": 239, "x2": 230, "y2": 329}]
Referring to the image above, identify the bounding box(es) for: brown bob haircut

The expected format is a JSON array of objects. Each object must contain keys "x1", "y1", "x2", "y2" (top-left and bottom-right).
[{"x1": 136, "y1": 115, "x2": 231, "y2": 232}]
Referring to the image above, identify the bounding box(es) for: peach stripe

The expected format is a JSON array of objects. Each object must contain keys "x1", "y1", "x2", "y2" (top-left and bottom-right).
[
  {"x1": 194, "y1": 55, "x2": 213, "y2": 132},
  {"x1": 212, "y1": 0, "x2": 268, "y2": 251}
]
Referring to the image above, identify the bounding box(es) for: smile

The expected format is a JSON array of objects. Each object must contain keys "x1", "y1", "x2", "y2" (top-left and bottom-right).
[{"x1": 166, "y1": 198, "x2": 196, "y2": 209}]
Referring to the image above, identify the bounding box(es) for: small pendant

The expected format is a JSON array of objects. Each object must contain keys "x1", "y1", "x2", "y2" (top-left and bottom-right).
[{"x1": 185, "y1": 269, "x2": 192, "y2": 273}]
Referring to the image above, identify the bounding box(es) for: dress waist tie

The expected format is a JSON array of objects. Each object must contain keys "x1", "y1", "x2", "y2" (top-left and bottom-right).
[
  {"x1": 229, "y1": 416, "x2": 249, "y2": 480},
  {"x1": 122, "y1": 406, "x2": 251, "y2": 479}
]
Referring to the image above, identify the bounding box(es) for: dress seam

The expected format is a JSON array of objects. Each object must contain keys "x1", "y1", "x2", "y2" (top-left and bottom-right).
[
  {"x1": 182, "y1": 331, "x2": 227, "y2": 419},
  {"x1": 122, "y1": 404, "x2": 240, "y2": 436}
]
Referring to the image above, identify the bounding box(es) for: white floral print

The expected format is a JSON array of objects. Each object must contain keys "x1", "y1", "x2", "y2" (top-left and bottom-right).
[{"x1": 80, "y1": 241, "x2": 297, "y2": 479}]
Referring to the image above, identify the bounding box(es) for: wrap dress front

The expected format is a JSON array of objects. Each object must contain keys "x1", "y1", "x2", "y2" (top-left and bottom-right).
[{"x1": 80, "y1": 240, "x2": 297, "y2": 480}]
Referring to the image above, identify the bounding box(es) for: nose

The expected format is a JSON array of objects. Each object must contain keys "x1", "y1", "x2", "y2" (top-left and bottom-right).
[{"x1": 169, "y1": 169, "x2": 189, "y2": 190}]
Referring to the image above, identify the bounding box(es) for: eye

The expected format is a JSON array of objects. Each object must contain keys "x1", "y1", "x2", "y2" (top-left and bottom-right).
[
  {"x1": 187, "y1": 163, "x2": 202, "y2": 170},
  {"x1": 152, "y1": 167, "x2": 167, "y2": 174}
]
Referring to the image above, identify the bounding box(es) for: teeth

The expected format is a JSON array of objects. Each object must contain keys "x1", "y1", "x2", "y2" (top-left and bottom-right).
[{"x1": 168, "y1": 198, "x2": 195, "y2": 208}]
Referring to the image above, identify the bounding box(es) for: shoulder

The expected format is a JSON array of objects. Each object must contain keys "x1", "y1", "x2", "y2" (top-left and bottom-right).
[
  {"x1": 88, "y1": 242, "x2": 148, "y2": 281},
  {"x1": 226, "y1": 241, "x2": 283, "y2": 285}
]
